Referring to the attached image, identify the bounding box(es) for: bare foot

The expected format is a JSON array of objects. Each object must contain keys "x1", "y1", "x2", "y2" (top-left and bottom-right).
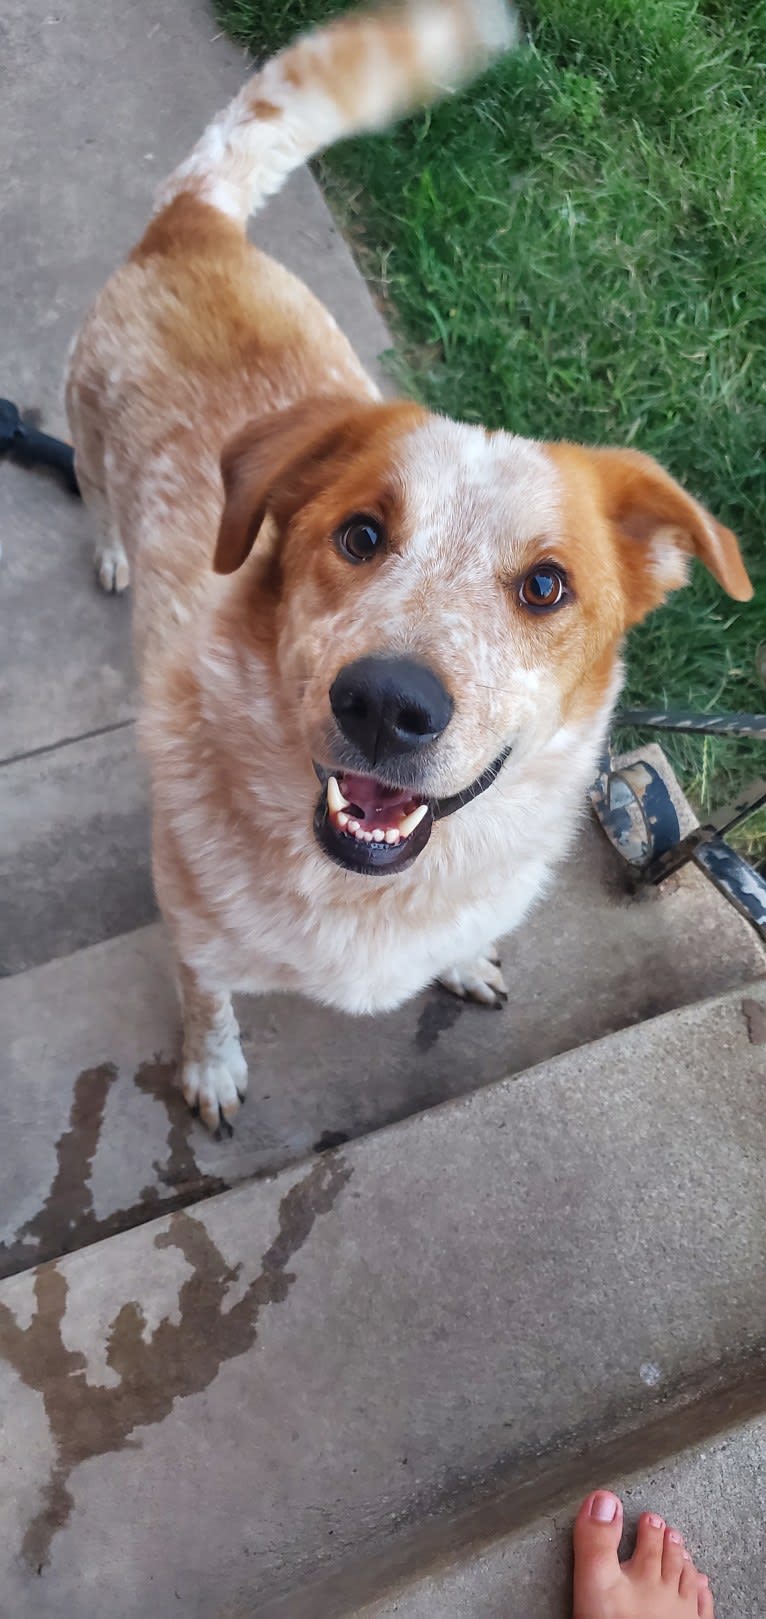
[{"x1": 573, "y1": 1491, "x2": 714, "y2": 1619}]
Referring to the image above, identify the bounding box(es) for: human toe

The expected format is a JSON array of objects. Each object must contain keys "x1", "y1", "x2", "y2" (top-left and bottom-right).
[
  {"x1": 572, "y1": 1491, "x2": 624, "y2": 1599},
  {"x1": 626, "y1": 1510, "x2": 666, "y2": 1581},
  {"x1": 679, "y1": 1558, "x2": 701, "y2": 1602},
  {"x1": 697, "y1": 1573, "x2": 715, "y2": 1618},
  {"x1": 662, "y1": 1526, "x2": 687, "y2": 1587}
]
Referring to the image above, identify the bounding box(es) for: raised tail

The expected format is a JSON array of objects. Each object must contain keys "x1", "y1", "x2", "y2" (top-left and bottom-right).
[{"x1": 155, "y1": 0, "x2": 518, "y2": 229}]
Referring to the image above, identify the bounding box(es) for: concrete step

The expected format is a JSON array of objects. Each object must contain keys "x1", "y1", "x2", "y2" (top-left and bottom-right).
[
  {"x1": 1, "y1": 722, "x2": 150, "y2": 977},
  {"x1": 0, "y1": 983, "x2": 763, "y2": 1616},
  {"x1": 358, "y1": 1414, "x2": 766, "y2": 1619},
  {"x1": 3, "y1": 800, "x2": 765, "y2": 1276},
  {"x1": 0, "y1": 465, "x2": 136, "y2": 763}
]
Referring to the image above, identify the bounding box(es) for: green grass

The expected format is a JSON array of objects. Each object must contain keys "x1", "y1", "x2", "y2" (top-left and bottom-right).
[{"x1": 218, "y1": 0, "x2": 766, "y2": 852}]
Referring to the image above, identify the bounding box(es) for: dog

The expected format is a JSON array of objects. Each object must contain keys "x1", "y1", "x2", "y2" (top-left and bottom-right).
[{"x1": 66, "y1": 0, "x2": 752, "y2": 1130}]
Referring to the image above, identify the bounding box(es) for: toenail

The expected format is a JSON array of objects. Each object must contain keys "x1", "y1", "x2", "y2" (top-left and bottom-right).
[
  {"x1": 668, "y1": 1529, "x2": 683, "y2": 1545},
  {"x1": 683, "y1": 1551, "x2": 692, "y2": 1561},
  {"x1": 648, "y1": 1514, "x2": 665, "y2": 1529},
  {"x1": 590, "y1": 1492, "x2": 619, "y2": 1522}
]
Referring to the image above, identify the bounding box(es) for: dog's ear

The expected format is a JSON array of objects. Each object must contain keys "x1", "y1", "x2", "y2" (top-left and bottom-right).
[
  {"x1": 592, "y1": 445, "x2": 751, "y2": 614},
  {"x1": 552, "y1": 444, "x2": 752, "y2": 623},
  {"x1": 214, "y1": 397, "x2": 376, "y2": 575}
]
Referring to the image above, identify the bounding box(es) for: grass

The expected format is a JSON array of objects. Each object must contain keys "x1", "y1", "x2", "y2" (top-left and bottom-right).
[{"x1": 217, "y1": 0, "x2": 766, "y2": 853}]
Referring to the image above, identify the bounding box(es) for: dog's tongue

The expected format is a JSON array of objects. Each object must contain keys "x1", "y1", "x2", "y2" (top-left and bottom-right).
[{"x1": 339, "y1": 773, "x2": 423, "y2": 832}]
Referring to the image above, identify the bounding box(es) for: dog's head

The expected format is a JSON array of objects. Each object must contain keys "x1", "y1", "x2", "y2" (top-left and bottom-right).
[{"x1": 214, "y1": 397, "x2": 751, "y2": 875}]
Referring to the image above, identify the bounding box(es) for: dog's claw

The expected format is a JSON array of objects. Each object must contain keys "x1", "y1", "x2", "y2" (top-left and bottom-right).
[
  {"x1": 181, "y1": 1042, "x2": 249, "y2": 1133},
  {"x1": 438, "y1": 952, "x2": 508, "y2": 1008}
]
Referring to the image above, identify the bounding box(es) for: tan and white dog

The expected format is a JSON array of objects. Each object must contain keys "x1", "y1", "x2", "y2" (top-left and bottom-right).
[{"x1": 66, "y1": 0, "x2": 752, "y2": 1130}]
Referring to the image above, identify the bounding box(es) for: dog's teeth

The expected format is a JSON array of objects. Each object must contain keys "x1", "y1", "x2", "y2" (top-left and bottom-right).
[
  {"x1": 327, "y1": 775, "x2": 350, "y2": 814},
  {"x1": 385, "y1": 829, "x2": 400, "y2": 845},
  {"x1": 372, "y1": 829, "x2": 385, "y2": 842},
  {"x1": 399, "y1": 803, "x2": 429, "y2": 838},
  {"x1": 362, "y1": 831, "x2": 374, "y2": 843},
  {"x1": 347, "y1": 818, "x2": 361, "y2": 834},
  {"x1": 336, "y1": 811, "x2": 349, "y2": 830}
]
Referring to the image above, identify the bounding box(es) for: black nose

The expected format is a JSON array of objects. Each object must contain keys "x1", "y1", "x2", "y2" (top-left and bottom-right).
[{"x1": 330, "y1": 656, "x2": 454, "y2": 766}]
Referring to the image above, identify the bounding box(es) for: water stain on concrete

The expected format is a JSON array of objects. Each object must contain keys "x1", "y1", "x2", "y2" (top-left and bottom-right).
[
  {"x1": 134, "y1": 1056, "x2": 227, "y2": 1201},
  {"x1": 314, "y1": 1129, "x2": 351, "y2": 1153},
  {"x1": 0, "y1": 1059, "x2": 228, "y2": 1280},
  {"x1": 0, "y1": 1063, "x2": 118, "y2": 1275},
  {"x1": 742, "y1": 997, "x2": 766, "y2": 1045},
  {"x1": 415, "y1": 993, "x2": 464, "y2": 1054},
  {"x1": 0, "y1": 1153, "x2": 351, "y2": 1572}
]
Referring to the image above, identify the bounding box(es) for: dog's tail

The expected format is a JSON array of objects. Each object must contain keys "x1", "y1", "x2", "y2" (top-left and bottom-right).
[{"x1": 154, "y1": 0, "x2": 517, "y2": 229}]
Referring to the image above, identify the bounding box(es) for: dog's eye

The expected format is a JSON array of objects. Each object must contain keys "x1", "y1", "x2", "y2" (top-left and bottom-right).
[
  {"x1": 337, "y1": 515, "x2": 386, "y2": 563},
  {"x1": 518, "y1": 565, "x2": 568, "y2": 612}
]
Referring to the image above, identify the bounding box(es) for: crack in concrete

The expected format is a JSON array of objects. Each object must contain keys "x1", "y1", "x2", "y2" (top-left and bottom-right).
[
  {"x1": 0, "y1": 717, "x2": 135, "y2": 771},
  {"x1": 0, "y1": 1153, "x2": 351, "y2": 1573},
  {"x1": 0, "y1": 1059, "x2": 228, "y2": 1280}
]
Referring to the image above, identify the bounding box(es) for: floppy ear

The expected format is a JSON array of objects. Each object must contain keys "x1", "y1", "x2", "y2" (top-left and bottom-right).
[
  {"x1": 214, "y1": 397, "x2": 373, "y2": 575},
  {"x1": 581, "y1": 446, "x2": 752, "y2": 617}
]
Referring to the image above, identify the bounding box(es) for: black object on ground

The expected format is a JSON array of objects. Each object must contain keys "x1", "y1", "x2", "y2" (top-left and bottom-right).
[{"x1": 0, "y1": 398, "x2": 80, "y2": 495}]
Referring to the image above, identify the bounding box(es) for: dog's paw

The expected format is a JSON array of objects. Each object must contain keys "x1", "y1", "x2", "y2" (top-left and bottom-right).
[
  {"x1": 439, "y1": 950, "x2": 508, "y2": 1008},
  {"x1": 181, "y1": 1039, "x2": 248, "y2": 1133},
  {"x1": 95, "y1": 541, "x2": 130, "y2": 594}
]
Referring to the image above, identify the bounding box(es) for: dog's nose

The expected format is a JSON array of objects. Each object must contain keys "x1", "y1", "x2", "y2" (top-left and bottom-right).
[{"x1": 330, "y1": 656, "x2": 453, "y2": 765}]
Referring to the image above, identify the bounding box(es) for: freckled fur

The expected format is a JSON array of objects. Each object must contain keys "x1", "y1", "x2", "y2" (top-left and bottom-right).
[{"x1": 66, "y1": 0, "x2": 751, "y2": 1129}]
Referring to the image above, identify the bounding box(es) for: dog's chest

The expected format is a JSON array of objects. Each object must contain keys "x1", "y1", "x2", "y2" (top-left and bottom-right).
[
  {"x1": 171, "y1": 713, "x2": 605, "y2": 1016},
  {"x1": 193, "y1": 826, "x2": 554, "y2": 1016}
]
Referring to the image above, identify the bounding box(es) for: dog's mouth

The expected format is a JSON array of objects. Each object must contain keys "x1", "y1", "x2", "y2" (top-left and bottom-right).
[{"x1": 313, "y1": 748, "x2": 512, "y2": 875}]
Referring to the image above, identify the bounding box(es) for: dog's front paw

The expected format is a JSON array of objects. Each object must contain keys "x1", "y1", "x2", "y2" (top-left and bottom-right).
[
  {"x1": 439, "y1": 949, "x2": 508, "y2": 1008},
  {"x1": 181, "y1": 1037, "x2": 248, "y2": 1133}
]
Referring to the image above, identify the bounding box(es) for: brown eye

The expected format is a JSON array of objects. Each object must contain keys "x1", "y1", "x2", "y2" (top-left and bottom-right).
[
  {"x1": 337, "y1": 514, "x2": 386, "y2": 563},
  {"x1": 519, "y1": 565, "x2": 568, "y2": 612}
]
